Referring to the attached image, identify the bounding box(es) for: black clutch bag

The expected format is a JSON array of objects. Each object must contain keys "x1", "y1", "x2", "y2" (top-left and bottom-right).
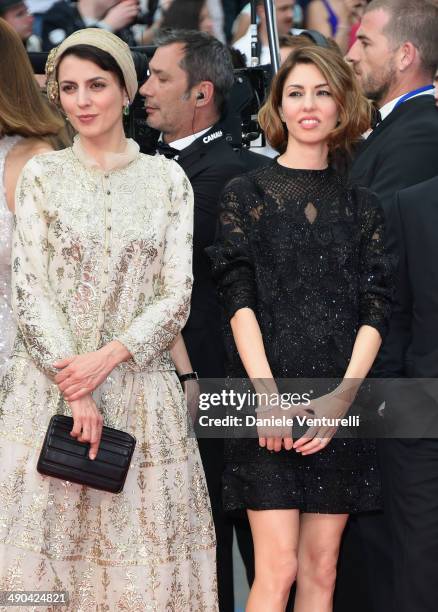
[{"x1": 37, "y1": 414, "x2": 136, "y2": 494}]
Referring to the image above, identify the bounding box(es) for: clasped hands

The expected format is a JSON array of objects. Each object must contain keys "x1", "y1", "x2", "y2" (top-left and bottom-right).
[
  {"x1": 257, "y1": 383, "x2": 357, "y2": 456},
  {"x1": 53, "y1": 341, "x2": 129, "y2": 459}
]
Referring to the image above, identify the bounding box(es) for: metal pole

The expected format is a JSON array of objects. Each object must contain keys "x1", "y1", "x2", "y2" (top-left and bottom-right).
[
  {"x1": 249, "y1": 0, "x2": 259, "y2": 66},
  {"x1": 264, "y1": 0, "x2": 280, "y2": 73}
]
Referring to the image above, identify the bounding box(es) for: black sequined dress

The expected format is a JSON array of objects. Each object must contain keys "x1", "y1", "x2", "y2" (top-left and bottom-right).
[{"x1": 208, "y1": 160, "x2": 392, "y2": 514}]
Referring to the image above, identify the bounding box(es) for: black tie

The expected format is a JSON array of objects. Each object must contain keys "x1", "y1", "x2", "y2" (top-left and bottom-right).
[
  {"x1": 370, "y1": 107, "x2": 382, "y2": 130},
  {"x1": 156, "y1": 141, "x2": 179, "y2": 159}
]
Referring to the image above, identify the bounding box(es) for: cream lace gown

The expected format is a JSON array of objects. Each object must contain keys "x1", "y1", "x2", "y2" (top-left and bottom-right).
[
  {"x1": 0, "y1": 135, "x2": 21, "y2": 374},
  {"x1": 0, "y1": 141, "x2": 217, "y2": 611}
]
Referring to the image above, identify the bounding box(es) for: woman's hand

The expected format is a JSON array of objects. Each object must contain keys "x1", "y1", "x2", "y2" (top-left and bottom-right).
[
  {"x1": 184, "y1": 379, "x2": 200, "y2": 425},
  {"x1": 293, "y1": 383, "x2": 358, "y2": 456},
  {"x1": 54, "y1": 341, "x2": 130, "y2": 401},
  {"x1": 255, "y1": 385, "x2": 309, "y2": 453},
  {"x1": 256, "y1": 394, "x2": 295, "y2": 452},
  {"x1": 69, "y1": 394, "x2": 104, "y2": 460}
]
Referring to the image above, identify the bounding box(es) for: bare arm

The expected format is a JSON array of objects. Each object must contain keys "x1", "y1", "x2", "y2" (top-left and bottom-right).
[
  {"x1": 230, "y1": 308, "x2": 273, "y2": 380},
  {"x1": 306, "y1": 0, "x2": 333, "y2": 37},
  {"x1": 306, "y1": 0, "x2": 362, "y2": 54},
  {"x1": 231, "y1": 12, "x2": 251, "y2": 44},
  {"x1": 169, "y1": 333, "x2": 200, "y2": 423},
  {"x1": 344, "y1": 325, "x2": 381, "y2": 381},
  {"x1": 169, "y1": 332, "x2": 193, "y2": 376},
  {"x1": 295, "y1": 191, "x2": 392, "y2": 455},
  {"x1": 230, "y1": 308, "x2": 295, "y2": 451},
  {"x1": 207, "y1": 176, "x2": 294, "y2": 450},
  {"x1": 294, "y1": 325, "x2": 382, "y2": 455}
]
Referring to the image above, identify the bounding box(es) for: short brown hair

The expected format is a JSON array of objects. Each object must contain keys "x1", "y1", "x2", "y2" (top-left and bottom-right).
[
  {"x1": 0, "y1": 18, "x2": 64, "y2": 139},
  {"x1": 258, "y1": 45, "x2": 371, "y2": 155},
  {"x1": 366, "y1": 0, "x2": 438, "y2": 77}
]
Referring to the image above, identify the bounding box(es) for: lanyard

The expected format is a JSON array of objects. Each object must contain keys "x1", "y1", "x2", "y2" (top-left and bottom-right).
[{"x1": 393, "y1": 85, "x2": 435, "y2": 109}]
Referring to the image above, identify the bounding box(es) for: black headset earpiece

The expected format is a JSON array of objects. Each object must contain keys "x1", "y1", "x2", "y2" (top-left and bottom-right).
[{"x1": 196, "y1": 92, "x2": 205, "y2": 100}]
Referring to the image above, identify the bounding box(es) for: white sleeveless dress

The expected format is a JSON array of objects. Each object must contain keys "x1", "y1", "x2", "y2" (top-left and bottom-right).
[{"x1": 0, "y1": 135, "x2": 21, "y2": 373}]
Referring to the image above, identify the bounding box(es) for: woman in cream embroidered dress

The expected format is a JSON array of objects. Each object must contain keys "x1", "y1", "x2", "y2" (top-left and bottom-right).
[{"x1": 0, "y1": 29, "x2": 217, "y2": 611}]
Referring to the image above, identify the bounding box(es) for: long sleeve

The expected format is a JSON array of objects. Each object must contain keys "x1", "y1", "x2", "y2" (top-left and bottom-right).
[
  {"x1": 206, "y1": 176, "x2": 257, "y2": 319},
  {"x1": 376, "y1": 192, "x2": 413, "y2": 377},
  {"x1": 357, "y1": 187, "x2": 393, "y2": 340},
  {"x1": 117, "y1": 162, "x2": 194, "y2": 369},
  {"x1": 12, "y1": 159, "x2": 76, "y2": 377}
]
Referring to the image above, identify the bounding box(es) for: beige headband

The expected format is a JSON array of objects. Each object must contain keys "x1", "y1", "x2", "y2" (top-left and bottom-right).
[{"x1": 45, "y1": 28, "x2": 138, "y2": 104}]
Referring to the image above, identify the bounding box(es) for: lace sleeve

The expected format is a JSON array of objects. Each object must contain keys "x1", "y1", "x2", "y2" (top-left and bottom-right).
[
  {"x1": 117, "y1": 162, "x2": 194, "y2": 368},
  {"x1": 357, "y1": 188, "x2": 393, "y2": 339},
  {"x1": 12, "y1": 159, "x2": 76, "y2": 377},
  {"x1": 207, "y1": 177, "x2": 257, "y2": 319}
]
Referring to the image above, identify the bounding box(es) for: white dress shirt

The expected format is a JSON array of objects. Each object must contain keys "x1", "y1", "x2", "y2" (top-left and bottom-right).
[{"x1": 169, "y1": 127, "x2": 212, "y2": 150}]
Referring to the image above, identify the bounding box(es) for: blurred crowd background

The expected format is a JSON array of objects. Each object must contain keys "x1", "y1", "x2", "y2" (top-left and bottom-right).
[{"x1": 0, "y1": 0, "x2": 372, "y2": 57}]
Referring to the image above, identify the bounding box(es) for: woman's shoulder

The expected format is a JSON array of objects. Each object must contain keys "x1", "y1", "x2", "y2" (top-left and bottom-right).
[
  {"x1": 7, "y1": 138, "x2": 53, "y2": 172},
  {"x1": 224, "y1": 163, "x2": 274, "y2": 193},
  {"x1": 21, "y1": 147, "x2": 71, "y2": 174},
  {"x1": 13, "y1": 148, "x2": 73, "y2": 197},
  {"x1": 137, "y1": 152, "x2": 177, "y2": 170},
  {"x1": 137, "y1": 152, "x2": 189, "y2": 180},
  {"x1": 20, "y1": 137, "x2": 52, "y2": 155}
]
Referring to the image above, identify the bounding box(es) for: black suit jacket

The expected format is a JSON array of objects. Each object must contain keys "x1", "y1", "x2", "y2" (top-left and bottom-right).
[
  {"x1": 382, "y1": 177, "x2": 438, "y2": 437},
  {"x1": 391, "y1": 176, "x2": 438, "y2": 378},
  {"x1": 174, "y1": 127, "x2": 270, "y2": 377},
  {"x1": 350, "y1": 95, "x2": 438, "y2": 376},
  {"x1": 350, "y1": 95, "x2": 438, "y2": 218}
]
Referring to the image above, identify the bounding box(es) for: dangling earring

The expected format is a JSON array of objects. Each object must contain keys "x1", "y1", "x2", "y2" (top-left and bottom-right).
[{"x1": 123, "y1": 103, "x2": 130, "y2": 116}]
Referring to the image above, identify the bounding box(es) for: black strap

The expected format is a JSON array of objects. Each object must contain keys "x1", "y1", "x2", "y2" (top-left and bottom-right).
[{"x1": 178, "y1": 372, "x2": 198, "y2": 383}]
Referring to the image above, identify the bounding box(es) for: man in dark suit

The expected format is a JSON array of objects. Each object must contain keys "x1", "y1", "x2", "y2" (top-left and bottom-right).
[
  {"x1": 348, "y1": 0, "x2": 438, "y2": 216},
  {"x1": 334, "y1": 2, "x2": 438, "y2": 611},
  {"x1": 380, "y1": 176, "x2": 438, "y2": 612},
  {"x1": 139, "y1": 29, "x2": 269, "y2": 611}
]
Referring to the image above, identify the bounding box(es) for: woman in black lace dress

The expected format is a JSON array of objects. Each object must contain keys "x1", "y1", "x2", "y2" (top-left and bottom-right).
[{"x1": 208, "y1": 46, "x2": 392, "y2": 612}]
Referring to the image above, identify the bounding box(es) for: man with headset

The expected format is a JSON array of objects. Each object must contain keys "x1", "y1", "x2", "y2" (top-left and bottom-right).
[{"x1": 140, "y1": 29, "x2": 269, "y2": 611}]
